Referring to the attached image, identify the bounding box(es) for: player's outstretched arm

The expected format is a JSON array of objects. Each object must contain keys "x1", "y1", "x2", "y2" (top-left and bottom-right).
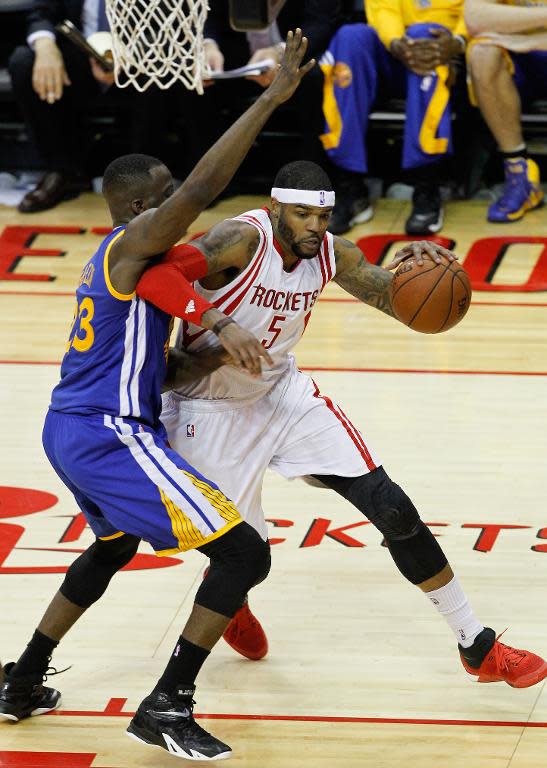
[
  {"x1": 136, "y1": 219, "x2": 272, "y2": 376},
  {"x1": 113, "y1": 29, "x2": 314, "y2": 291}
]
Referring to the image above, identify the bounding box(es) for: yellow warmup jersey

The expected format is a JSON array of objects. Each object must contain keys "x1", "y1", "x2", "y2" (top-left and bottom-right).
[{"x1": 365, "y1": 0, "x2": 467, "y2": 49}]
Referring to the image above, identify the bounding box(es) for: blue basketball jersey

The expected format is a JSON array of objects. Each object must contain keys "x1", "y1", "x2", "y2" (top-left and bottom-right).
[{"x1": 50, "y1": 226, "x2": 172, "y2": 426}]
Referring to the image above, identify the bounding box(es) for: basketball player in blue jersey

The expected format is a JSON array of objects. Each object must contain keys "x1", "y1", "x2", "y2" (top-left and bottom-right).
[{"x1": 0, "y1": 30, "x2": 314, "y2": 762}]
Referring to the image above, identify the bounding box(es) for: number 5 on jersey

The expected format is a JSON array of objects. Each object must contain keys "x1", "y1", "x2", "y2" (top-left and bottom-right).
[
  {"x1": 262, "y1": 315, "x2": 286, "y2": 350},
  {"x1": 66, "y1": 297, "x2": 95, "y2": 353}
]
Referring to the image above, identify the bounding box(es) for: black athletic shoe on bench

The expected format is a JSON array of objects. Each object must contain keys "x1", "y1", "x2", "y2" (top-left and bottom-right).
[
  {"x1": 0, "y1": 662, "x2": 62, "y2": 721},
  {"x1": 127, "y1": 685, "x2": 232, "y2": 761},
  {"x1": 405, "y1": 183, "x2": 444, "y2": 235}
]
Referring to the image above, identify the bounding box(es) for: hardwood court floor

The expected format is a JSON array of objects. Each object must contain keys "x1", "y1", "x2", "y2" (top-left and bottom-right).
[{"x1": 1, "y1": 194, "x2": 547, "y2": 768}]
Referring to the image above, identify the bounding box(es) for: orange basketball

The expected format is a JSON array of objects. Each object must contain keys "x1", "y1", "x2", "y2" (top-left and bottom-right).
[{"x1": 391, "y1": 254, "x2": 472, "y2": 333}]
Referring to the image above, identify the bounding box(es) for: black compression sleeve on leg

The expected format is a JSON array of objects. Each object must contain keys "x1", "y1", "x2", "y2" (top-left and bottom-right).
[
  {"x1": 60, "y1": 534, "x2": 140, "y2": 608},
  {"x1": 195, "y1": 522, "x2": 271, "y2": 617},
  {"x1": 313, "y1": 468, "x2": 447, "y2": 584},
  {"x1": 384, "y1": 521, "x2": 447, "y2": 584}
]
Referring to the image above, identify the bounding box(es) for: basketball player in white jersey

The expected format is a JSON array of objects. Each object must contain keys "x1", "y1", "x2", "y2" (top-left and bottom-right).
[{"x1": 159, "y1": 160, "x2": 547, "y2": 688}]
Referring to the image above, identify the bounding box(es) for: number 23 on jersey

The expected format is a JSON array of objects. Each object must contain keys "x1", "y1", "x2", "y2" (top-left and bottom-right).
[{"x1": 66, "y1": 297, "x2": 95, "y2": 353}]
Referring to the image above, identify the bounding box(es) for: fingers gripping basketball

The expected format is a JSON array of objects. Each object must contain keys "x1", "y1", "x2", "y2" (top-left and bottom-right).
[{"x1": 391, "y1": 253, "x2": 472, "y2": 333}]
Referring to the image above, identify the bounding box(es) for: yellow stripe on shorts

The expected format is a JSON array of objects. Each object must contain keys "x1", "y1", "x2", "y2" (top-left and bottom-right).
[
  {"x1": 181, "y1": 471, "x2": 242, "y2": 524},
  {"x1": 159, "y1": 488, "x2": 204, "y2": 550}
]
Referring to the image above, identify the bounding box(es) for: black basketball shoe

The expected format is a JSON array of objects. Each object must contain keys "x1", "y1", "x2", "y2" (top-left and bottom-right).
[
  {"x1": 405, "y1": 183, "x2": 444, "y2": 235},
  {"x1": 0, "y1": 662, "x2": 62, "y2": 721},
  {"x1": 127, "y1": 685, "x2": 232, "y2": 761},
  {"x1": 329, "y1": 170, "x2": 373, "y2": 235}
]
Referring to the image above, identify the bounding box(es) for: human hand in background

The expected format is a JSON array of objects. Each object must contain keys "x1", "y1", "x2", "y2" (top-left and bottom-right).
[
  {"x1": 90, "y1": 58, "x2": 115, "y2": 85},
  {"x1": 32, "y1": 37, "x2": 71, "y2": 103},
  {"x1": 203, "y1": 39, "x2": 225, "y2": 86}
]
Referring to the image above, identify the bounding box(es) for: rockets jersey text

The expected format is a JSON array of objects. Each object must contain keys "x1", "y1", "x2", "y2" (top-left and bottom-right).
[
  {"x1": 50, "y1": 227, "x2": 173, "y2": 426},
  {"x1": 175, "y1": 208, "x2": 336, "y2": 401}
]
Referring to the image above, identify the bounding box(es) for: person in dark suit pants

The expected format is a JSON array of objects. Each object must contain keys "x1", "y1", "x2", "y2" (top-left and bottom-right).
[{"x1": 8, "y1": 0, "x2": 164, "y2": 212}]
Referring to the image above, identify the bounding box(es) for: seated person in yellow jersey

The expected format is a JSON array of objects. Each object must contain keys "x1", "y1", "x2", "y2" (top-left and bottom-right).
[
  {"x1": 322, "y1": 0, "x2": 467, "y2": 237},
  {"x1": 465, "y1": 0, "x2": 547, "y2": 221}
]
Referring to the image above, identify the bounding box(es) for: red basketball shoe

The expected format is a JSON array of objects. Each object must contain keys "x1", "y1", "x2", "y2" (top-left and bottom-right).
[
  {"x1": 223, "y1": 600, "x2": 268, "y2": 661},
  {"x1": 460, "y1": 628, "x2": 547, "y2": 688}
]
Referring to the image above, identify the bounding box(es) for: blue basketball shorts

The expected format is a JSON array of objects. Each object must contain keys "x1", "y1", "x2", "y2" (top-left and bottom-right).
[{"x1": 42, "y1": 410, "x2": 242, "y2": 555}]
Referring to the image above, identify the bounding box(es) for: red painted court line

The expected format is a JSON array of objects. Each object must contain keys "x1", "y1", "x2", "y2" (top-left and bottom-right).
[
  {"x1": 47, "y1": 708, "x2": 547, "y2": 728},
  {"x1": 0, "y1": 360, "x2": 60, "y2": 366},
  {"x1": 2, "y1": 360, "x2": 547, "y2": 377},
  {"x1": 2, "y1": 291, "x2": 547, "y2": 307},
  {"x1": 302, "y1": 367, "x2": 547, "y2": 377},
  {"x1": 318, "y1": 297, "x2": 547, "y2": 308},
  {"x1": 0, "y1": 290, "x2": 74, "y2": 297}
]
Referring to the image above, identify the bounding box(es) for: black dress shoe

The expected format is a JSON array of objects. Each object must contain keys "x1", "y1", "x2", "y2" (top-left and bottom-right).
[{"x1": 18, "y1": 172, "x2": 83, "y2": 213}]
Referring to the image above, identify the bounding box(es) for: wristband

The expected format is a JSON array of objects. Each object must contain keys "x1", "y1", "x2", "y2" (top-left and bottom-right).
[{"x1": 212, "y1": 317, "x2": 236, "y2": 335}]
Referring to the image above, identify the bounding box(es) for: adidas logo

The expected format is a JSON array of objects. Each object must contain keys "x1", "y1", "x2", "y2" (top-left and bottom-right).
[{"x1": 185, "y1": 300, "x2": 196, "y2": 314}]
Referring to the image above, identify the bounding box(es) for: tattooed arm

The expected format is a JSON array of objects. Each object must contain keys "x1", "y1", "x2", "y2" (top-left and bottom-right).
[
  {"x1": 190, "y1": 220, "x2": 260, "y2": 284},
  {"x1": 333, "y1": 236, "x2": 396, "y2": 318}
]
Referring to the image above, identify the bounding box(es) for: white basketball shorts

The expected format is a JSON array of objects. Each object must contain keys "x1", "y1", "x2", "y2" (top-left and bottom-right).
[{"x1": 161, "y1": 359, "x2": 381, "y2": 539}]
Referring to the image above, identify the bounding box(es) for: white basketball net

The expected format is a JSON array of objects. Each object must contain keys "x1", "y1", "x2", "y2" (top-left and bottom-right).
[{"x1": 105, "y1": 0, "x2": 209, "y2": 93}]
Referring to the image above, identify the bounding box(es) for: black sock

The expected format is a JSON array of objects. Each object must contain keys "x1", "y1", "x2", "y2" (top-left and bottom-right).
[
  {"x1": 11, "y1": 629, "x2": 59, "y2": 678},
  {"x1": 459, "y1": 627, "x2": 495, "y2": 668},
  {"x1": 500, "y1": 146, "x2": 528, "y2": 162},
  {"x1": 153, "y1": 636, "x2": 210, "y2": 695}
]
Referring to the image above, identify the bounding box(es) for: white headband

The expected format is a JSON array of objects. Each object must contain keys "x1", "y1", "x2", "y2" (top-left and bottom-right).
[{"x1": 271, "y1": 187, "x2": 335, "y2": 207}]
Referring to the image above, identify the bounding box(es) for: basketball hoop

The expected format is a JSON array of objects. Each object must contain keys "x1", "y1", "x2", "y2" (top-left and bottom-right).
[{"x1": 105, "y1": 0, "x2": 209, "y2": 93}]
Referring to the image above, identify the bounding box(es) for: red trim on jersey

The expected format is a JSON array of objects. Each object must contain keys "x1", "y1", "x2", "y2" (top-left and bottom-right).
[
  {"x1": 182, "y1": 320, "x2": 207, "y2": 348},
  {"x1": 222, "y1": 235, "x2": 268, "y2": 315},
  {"x1": 270, "y1": 232, "x2": 302, "y2": 273},
  {"x1": 323, "y1": 235, "x2": 333, "y2": 282},
  {"x1": 182, "y1": 224, "x2": 268, "y2": 348},
  {"x1": 317, "y1": 241, "x2": 328, "y2": 291},
  {"x1": 211, "y1": 215, "x2": 267, "y2": 308},
  {"x1": 311, "y1": 380, "x2": 376, "y2": 471}
]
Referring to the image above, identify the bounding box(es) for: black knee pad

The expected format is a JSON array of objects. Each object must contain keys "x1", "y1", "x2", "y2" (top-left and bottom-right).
[
  {"x1": 386, "y1": 521, "x2": 448, "y2": 585},
  {"x1": 195, "y1": 522, "x2": 271, "y2": 617},
  {"x1": 60, "y1": 534, "x2": 140, "y2": 608},
  {"x1": 314, "y1": 467, "x2": 447, "y2": 584},
  {"x1": 323, "y1": 467, "x2": 421, "y2": 540}
]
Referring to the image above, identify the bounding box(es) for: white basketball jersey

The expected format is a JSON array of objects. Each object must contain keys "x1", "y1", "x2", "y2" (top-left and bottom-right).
[{"x1": 174, "y1": 208, "x2": 336, "y2": 401}]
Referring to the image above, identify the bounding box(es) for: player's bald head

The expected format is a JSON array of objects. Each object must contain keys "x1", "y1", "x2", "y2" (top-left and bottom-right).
[{"x1": 102, "y1": 153, "x2": 173, "y2": 221}]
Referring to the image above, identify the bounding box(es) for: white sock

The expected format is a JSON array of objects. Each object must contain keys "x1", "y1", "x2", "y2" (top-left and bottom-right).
[{"x1": 426, "y1": 576, "x2": 484, "y2": 648}]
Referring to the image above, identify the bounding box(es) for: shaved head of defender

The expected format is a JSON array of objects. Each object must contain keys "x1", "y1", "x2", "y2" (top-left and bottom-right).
[
  {"x1": 270, "y1": 161, "x2": 334, "y2": 261},
  {"x1": 102, "y1": 153, "x2": 174, "y2": 226}
]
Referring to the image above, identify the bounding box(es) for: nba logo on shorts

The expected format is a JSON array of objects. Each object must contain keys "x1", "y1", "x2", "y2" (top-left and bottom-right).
[
  {"x1": 319, "y1": 190, "x2": 325, "y2": 206},
  {"x1": 186, "y1": 424, "x2": 195, "y2": 438}
]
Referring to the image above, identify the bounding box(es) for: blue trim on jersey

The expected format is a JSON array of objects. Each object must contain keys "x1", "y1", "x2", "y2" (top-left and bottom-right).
[{"x1": 134, "y1": 431, "x2": 217, "y2": 533}]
